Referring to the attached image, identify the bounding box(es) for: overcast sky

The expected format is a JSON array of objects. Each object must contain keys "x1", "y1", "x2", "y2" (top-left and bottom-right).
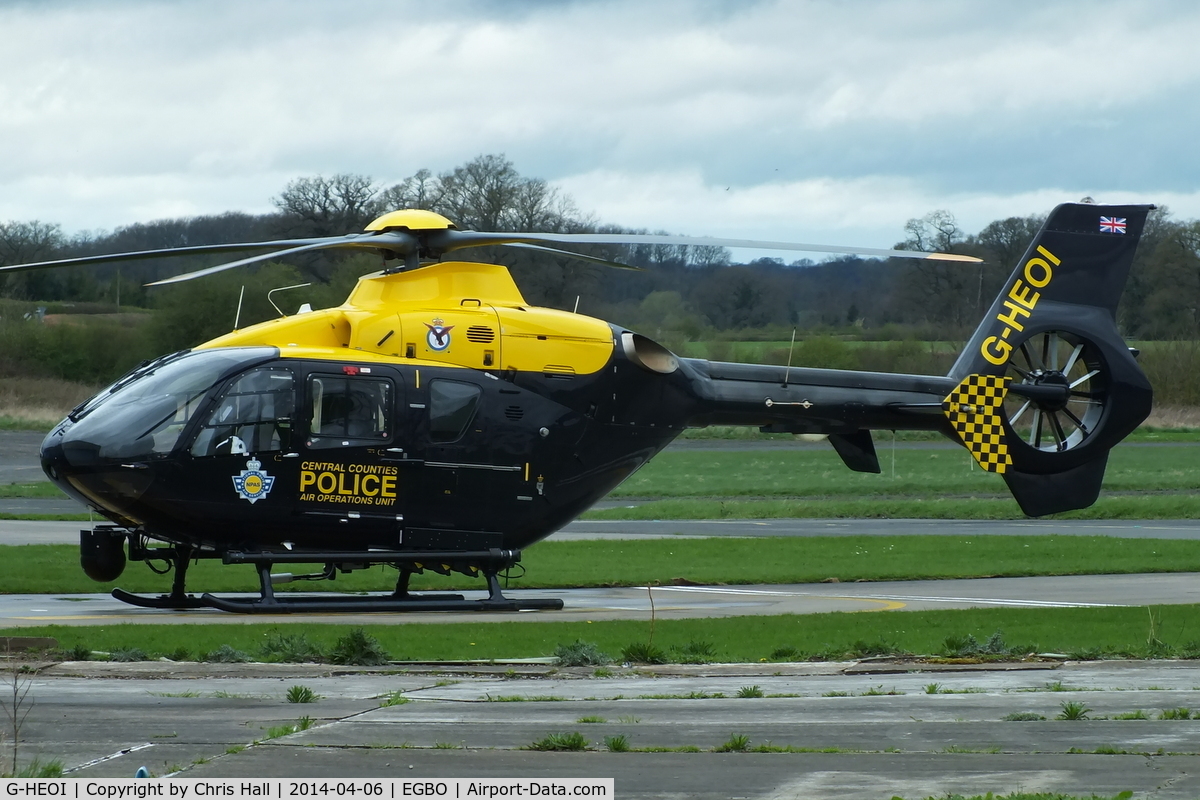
[{"x1": 1, "y1": 0, "x2": 1197, "y2": 251}]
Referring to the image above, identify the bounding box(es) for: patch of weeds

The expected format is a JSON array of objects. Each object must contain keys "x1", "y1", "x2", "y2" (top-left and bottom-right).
[
  {"x1": 769, "y1": 646, "x2": 800, "y2": 661},
  {"x1": 211, "y1": 690, "x2": 255, "y2": 699},
  {"x1": 329, "y1": 628, "x2": 390, "y2": 666},
  {"x1": 924, "y1": 682, "x2": 943, "y2": 695},
  {"x1": 528, "y1": 732, "x2": 588, "y2": 752},
  {"x1": 943, "y1": 745, "x2": 1001, "y2": 754},
  {"x1": 554, "y1": 640, "x2": 612, "y2": 667},
  {"x1": 286, "y1": 685, "x2": 320, "y2": 704},
  {"x1": 638, "y1": 745, "x2": 702, "y2": 753},
  {"x1": 434, "y1": 679, "x2": 459, "y2": 688},
  {"x1": 621, "y1": 642, "x2": 667, "y2": 665},
  {"x1": 66, "y1": 644, "x2": 91, "y2": 661},
  {"x1": 265, "y1": 723, "x2": 299, "y2": 739},
  {"x1": 109, "y1": 647, "x2": 149, "y2": 662},
  {"x1": 224, "y1": 745, "x2": 245, "y2": 755},
  {"x1": 736, "y1": 685, "x2": 764, "y2": 698},
  {"x1": 846, "y1": 638, "x2": 906, "y2": 659},
  {"x1": 576, "y1": 716, "x2": 606, "y2": 724},
  {"x1": 671, "y1": 640, "x2": 716, "y2": 664},
  {"x1": 432, "y1": 742, "x2": 459, "y2": 749},
  {"x1": 593, "y1": 667, "x2": 613, "y2": 678},
  {"x1": 1002, "y1": 712, "x2": 1046, "y2": 721},
  {"x1": 205, "y1": 644, "x2": 251, "y2": 663},
  {"x1": 1160, "y1": 708, "x2": 1193, "y2": 720},
  {"x1": 10, "y1": 760, "x2": 64, "y2": 778},
  {"x1": 1068, "y1": 646, "x2": 1119, "y2": 661},
  {"x1": 822, "y1": 691, "x2": 851, "y2": 697},
  {"x1": 165, "y1": 647, "x2": 190, "y2": 662},
  {"x1": 380, "y1": 691, "x2": 410, "y2": 707},
  {"x1": 295, "y1": 716, "x2": 315, "y2": 732},
  {"x1": 151, "y1": 690, "x2": 200, "y2": 698},
  {"x1": 713, "y1": 733, "x2": 750, "y2": 753},
  {"x1": 1057, "y1": 700, "x2": 1092, "y2": 720},
  {"x1": 616, "y1": 715, "x2": 640, "y2": 724},
  {"x1": 1113, "y1": 710, "x2": 1149, "y2": 720},
  {"x1": 751, "y1": 743, "x2": 846, "y2": 753},
  {"x1": 603, "y1": 735, "x2": 629, "y2": 752},
  {"x1": 941, "y1": 630, "x2": 1035, "y2": 659},
  {"x1": 861, "y1": 685, "x2": 904, "y2": 696},
  {"x1": 486, "y1": 694, "x2": 566, "y2": 702},
  {"x1": 261, "y1": 632, "x2": 324, "y2": 663},
  {"x1": 1094, "y1": 745, "x2": 1127, "y2": 755},
  {"x1": 638, "y1": 691, "x2": 724, "y2": 700},
  {"x1": 503, "y1": 669, "x2": 517, "y2": 679}
]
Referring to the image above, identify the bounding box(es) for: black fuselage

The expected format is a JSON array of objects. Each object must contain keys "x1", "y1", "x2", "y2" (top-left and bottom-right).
[{"x1": 40, "y1": 329, "x2": 956, "y2": 556}]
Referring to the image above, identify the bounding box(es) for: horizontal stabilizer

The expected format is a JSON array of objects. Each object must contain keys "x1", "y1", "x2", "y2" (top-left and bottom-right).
[{"x1": 828, "y1": 431, "x2": 881, "y2": 474}]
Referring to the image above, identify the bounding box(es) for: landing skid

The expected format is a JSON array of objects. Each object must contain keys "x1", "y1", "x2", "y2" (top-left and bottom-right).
[
  {"x1": 112, "y1": 543, "x2": 208, "y2": 609},
  {"x1": 110, "y1": 545, "x2": 564, "y2": 614},
  {"x1": 111, "y1": 588, "x2": 209, "y2": 610}
]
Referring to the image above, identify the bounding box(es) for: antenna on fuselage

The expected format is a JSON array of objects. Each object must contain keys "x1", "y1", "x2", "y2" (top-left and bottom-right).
[
  {"x1": 782, "y1": 328, "x2": 797, "y2": 388},
  {"x1": 233, "y1": 285, "x2": 245, "y2": 331},
  {"x1": 267, "y1": 282, "x2": 313, "y2": 318}
]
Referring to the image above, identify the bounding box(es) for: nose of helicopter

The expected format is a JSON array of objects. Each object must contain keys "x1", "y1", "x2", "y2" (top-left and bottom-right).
[
  {"x1": 39, "y1": 422, "x2": 90, "y2": 505},
  {"x1": 39, "y1": 420, "x2": 154, "y2": 520}
]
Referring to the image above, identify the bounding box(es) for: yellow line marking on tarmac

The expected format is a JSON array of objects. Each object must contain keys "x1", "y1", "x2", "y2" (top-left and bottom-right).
[{"x1": 651, "y1": 585, "x2": 907, "y2": 612}]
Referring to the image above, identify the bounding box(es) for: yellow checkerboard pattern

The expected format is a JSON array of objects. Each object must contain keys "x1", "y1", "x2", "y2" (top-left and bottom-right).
[{"x1": 942, "y1": 374, "x2": 1012, "y2": 474}]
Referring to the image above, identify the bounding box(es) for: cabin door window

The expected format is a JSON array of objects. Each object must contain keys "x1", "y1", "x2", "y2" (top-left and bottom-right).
[
  {"x1": 190, "y1": 367, "x2": 295, "y2": 457},
  {"x1": 306, "y1": 375, "x2": 394, "y2": 449}
]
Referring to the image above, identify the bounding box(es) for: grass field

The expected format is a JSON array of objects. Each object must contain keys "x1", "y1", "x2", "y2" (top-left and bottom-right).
[
  {"x1": 1, "y1": 535, "x2": 1198, "y2": 595},
  {"x1": 3, "y1": 603, "x2": 1199, "y2": 664}
]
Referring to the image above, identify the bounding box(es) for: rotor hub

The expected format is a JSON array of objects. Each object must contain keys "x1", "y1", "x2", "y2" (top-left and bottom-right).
[{"x1": 1024, "y1": 369, "x2": 1071, "y2": 412}]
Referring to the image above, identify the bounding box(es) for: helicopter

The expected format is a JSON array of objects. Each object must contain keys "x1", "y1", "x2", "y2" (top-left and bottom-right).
[{"x1": 0, "y1": 202, "x2": 1153, "y2": 613}]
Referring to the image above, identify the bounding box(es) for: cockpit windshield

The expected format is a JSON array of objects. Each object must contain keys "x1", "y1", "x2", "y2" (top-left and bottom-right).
[{"x1": 59, "y1": 347, "x2": 278, "y2": 462}]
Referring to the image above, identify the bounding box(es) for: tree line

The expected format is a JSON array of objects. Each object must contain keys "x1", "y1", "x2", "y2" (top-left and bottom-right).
[{"x1": 2, "y1": 153, "x2": 1199, "y2": 355}]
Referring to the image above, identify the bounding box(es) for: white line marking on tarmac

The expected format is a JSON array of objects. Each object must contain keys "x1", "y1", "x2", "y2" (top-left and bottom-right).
[
  {"x1": 64, "y1": 742, "x2": 154, "y2": 773},
  {"x1": 652, "y1": 585, "x2": 1116, "y2": 608}
]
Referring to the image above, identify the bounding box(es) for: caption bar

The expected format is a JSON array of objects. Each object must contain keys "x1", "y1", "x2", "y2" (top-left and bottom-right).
[{"x1": 0, "y1": 780, "x2": 612, "y2": 799}]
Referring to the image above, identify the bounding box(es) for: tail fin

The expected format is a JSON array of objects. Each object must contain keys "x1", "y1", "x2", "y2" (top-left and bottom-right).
[{"x1": 946, "y1": 203, "x2": 1154, "y2": 516}]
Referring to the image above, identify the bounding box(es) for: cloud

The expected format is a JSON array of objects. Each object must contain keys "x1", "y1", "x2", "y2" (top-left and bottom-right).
[{"x1": 0, "y1": 0, "x2": 1197, "y2": 241}]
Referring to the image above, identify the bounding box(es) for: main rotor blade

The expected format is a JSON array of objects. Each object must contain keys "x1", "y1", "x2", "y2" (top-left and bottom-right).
[
  {"x1": 0, "y1": 231, "x2": 418, "y2": 277},
  {"x1": 144, "y1": 230, "x2": 419, "y2": 285},
  {"x1": 432, "y1": 230, "x2": 983, "y2": 263},
  {"x1": 502, "y1": 243, "x2": 642, "y2": 271}
]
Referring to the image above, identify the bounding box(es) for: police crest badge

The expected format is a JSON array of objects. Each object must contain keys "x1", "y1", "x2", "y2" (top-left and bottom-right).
[{"x1": 232, "y1": 457, "x2": 276, "y2": 504}]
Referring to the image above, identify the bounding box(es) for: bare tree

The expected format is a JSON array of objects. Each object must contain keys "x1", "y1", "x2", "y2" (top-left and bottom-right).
[
  {"x1": 0, "y1": 221, "x2": 65, "y2": 299},
  {"x1": 273, "y1": 174, "x2": 381, "y2": 237}
]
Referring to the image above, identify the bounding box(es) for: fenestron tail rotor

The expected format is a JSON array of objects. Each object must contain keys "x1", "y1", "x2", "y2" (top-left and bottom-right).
[{"x1": 1001, "y1": 330, "x2": 1107, "y2": 453}]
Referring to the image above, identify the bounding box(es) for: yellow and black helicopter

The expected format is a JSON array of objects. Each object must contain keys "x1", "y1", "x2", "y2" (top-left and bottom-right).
[{"x1": 0, "y1": 203, "x2": 1153, "y2": 613}]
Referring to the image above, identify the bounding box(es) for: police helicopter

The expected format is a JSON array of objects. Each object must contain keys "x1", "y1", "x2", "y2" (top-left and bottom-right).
[{"x1": 0, "y1": 203, "x2": 1153, "y2": 613}]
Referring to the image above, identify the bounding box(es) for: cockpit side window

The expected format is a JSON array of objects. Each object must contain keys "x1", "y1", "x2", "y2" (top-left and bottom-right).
[
  {"x1": 191, "y1": 368, "x2": 295, "y2": 457},
  {"x1": 306, "y1": 375, "x2": 392, "y2": 449},
  {"x1": 429, "y1": 379, "x2": 481, "y2": 442}
]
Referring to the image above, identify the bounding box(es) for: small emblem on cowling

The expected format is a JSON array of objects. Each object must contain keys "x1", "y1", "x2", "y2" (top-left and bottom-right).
[{"x1": 424, "y1": 318, "x2": 455, "y2": 351}]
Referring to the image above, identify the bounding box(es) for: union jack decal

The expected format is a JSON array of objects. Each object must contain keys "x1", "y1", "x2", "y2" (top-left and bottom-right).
[{"x1": 1099, "y1": 216, "x2": 1127, "y2": 234}]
